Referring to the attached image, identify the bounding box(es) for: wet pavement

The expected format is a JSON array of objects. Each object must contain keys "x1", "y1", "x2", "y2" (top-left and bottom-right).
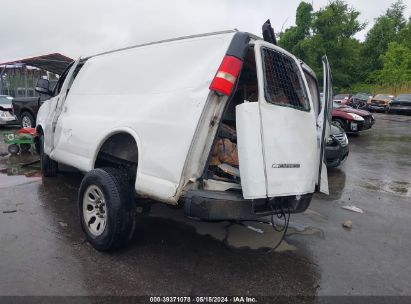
[{"x1": 0, "y1": 114, "x2": 410, "y2": 298}]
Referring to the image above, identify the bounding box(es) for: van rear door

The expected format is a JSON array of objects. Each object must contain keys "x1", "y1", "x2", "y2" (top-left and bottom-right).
[
  {"x1": 317, "y1": 56, "x2": 333, "y2": 194},
  {"x1": 237, "y1": 41, "x2": 321, "y2": 198}
]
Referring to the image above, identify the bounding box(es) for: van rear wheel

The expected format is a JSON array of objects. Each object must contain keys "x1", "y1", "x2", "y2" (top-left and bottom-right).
[{"x1": 78, "y1": 168, "x2": 136, "y2": 251}]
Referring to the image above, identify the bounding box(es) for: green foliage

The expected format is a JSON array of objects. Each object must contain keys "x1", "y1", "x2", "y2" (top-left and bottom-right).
[
  {"x1": 362, "y1": 0, "x2": 406, "y2": 74},
  {"x1": 279, "y1": 2, "x2": 313, "y2": 59},
  {"x1": 378, "y1": 42, "x2": 411, "y2": 85},
  {"x1": 279, "y1": 0, "x2": 411, "y2": 92},
  {"x1": 397, "y1": 20, "x2": 411, "y2": 49},
  {"x1": 280, "y1": 1, "x2": 365, "y2": 88},
  {"x1": 348, "y1": 81, "x2": 411, "y2": 95}
]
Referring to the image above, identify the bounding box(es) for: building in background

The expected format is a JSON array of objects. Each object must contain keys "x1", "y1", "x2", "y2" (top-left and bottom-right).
[{"x1": 0, "y1": 53, "x2": 73, "y2": 97}]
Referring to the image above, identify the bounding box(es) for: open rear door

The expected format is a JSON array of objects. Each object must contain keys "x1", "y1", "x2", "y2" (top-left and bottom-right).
[
  {"x1": 316, "y1": 55, "x2": 333, "y2": 194},
  {"x1": 237, "y1": 41, "x2": 321, "y2": 198}
]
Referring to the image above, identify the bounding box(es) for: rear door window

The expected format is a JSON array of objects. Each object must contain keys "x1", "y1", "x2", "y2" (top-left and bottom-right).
[{"x1": 261, "y1": 47, "x2": 310, "y2": 111}]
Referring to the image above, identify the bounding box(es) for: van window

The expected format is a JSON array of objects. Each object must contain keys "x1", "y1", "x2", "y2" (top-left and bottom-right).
[
  {"x1": 53, "y1": 61, "x2": 84, "y2": 96},
  {"x1": 261, "y1": 47, "x2": 310, "y2": 111},
  {"x1": 304, "y1": 71, "x2": 320, "y2": 117}
]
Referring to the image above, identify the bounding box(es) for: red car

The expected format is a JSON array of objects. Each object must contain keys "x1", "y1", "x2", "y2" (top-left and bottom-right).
[{"x1": 332, "y1": 102, "x2": 375, "y2": 133}]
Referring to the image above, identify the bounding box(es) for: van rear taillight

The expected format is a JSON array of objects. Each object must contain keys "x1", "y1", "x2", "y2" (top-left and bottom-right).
[{"x1": 209, "y1": 56, "x2": 243, "y2": 96}]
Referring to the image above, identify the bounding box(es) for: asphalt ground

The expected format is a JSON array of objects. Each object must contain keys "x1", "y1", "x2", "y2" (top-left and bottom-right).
[{"x1": 0, "y1": 113, "x2": 410, "y2": 301}]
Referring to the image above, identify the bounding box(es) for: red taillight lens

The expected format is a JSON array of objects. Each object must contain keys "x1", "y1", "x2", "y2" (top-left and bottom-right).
[{"x1": 209, "y1": 55, "x2": 243, "y2": 96}]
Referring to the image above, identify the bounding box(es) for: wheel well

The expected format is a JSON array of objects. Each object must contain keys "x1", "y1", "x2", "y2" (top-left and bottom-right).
[
  {"x1": 34, "y1": 126, "x2": 43, "y2": 154},
  {"x1": 94, "y1": 133, "x2": 138, "y2": 183},
  {"x1": 36, "y1": 125, "x2": 43, "y2": 135},
  {"x1": 20, "y1": 109, "x2": 35, "y2": 119},
  {"x1": 333, "y1": 118, "x2": 346, "y2": 124}
]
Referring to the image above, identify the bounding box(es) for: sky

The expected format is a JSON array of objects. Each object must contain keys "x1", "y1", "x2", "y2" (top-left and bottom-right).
[{"x1": 0, "y1": 0, "x2": 410, "y2": 62}]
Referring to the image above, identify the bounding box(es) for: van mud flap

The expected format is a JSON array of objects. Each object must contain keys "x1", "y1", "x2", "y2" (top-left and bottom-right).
[{"x1": 184, "y1": 190, "x2": 312, "y2": 221}]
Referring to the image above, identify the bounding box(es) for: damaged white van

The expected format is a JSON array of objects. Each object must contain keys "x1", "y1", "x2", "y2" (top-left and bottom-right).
[{"x1": 35, "y1": 23, "x2": 333, "y2": 251}]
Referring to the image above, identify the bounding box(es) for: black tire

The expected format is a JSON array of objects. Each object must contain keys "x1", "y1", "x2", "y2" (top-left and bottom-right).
[
  {"x1": 20, "y1": 143, "x2": 31, "y2": 152},
  {"x1": 78, "y1": 167, "x2": 136, "y2": 251},
  {"x1": 40, "y1": 135, "x2": 57, "y2": 177},
  {"x1": 8, "y1": 144, "x2": 20, "y2": 155},
  {"x1": 20, "y1": 112, "x2": 35, "y2": 129}
]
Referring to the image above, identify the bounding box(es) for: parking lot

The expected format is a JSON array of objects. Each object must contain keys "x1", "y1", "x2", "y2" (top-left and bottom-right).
[{"x1": 0, "y1": 113, "x2": 410, "y2": 298}]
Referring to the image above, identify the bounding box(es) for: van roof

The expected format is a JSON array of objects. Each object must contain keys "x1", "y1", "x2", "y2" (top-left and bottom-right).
[{"x1": 85, "y1": 30, "x2": 261, "y2": 61}]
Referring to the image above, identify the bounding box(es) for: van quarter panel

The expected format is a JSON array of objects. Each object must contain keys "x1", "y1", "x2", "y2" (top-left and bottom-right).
[{"x1": 50, "y1": 32, "x2": 237, "y2": 203}]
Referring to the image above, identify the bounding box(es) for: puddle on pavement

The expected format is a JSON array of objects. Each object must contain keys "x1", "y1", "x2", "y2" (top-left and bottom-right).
[
  {"x1": 149, "y1": 203, "x2": 323, "y2": 254},
  {"x1": 0, "y1": 152, "x2": 41, "y2": 188},
  {"x1": 360, "y1": 179, "x2": 411, "y2": 197}
]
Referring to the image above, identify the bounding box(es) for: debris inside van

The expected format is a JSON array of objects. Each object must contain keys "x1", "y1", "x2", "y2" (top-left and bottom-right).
[{"x1": 211, "y1": 138, "x2": 239, "y2": 167}]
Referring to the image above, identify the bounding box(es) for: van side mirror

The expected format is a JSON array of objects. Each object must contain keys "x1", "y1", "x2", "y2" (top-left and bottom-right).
[{"x1": 35, "y1": 78, "x2": 52, "y2": 95}]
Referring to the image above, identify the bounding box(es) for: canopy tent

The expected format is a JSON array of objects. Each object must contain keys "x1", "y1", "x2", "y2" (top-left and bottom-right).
[{"x1": 0, "y1": 53, "x2": 73, "y2": 75}]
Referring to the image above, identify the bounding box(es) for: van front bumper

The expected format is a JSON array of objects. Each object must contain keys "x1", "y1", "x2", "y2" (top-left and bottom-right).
[{"x1": 184, "y1": 190, "x2": 312, "y2": 221}]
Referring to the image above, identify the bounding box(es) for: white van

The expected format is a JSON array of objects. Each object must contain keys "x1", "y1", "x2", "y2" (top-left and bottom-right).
[{"x1": 35, "y1": 27, "x2": 332, "y2": 251}]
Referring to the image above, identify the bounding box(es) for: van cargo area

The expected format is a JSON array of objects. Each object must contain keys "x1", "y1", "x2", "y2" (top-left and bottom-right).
[
  {"x1": 184, "y1": 46, "x2": 313, "y2": 221},
  {"x1": 204, "y1": 47, "x2": 258, "y2": 189}
]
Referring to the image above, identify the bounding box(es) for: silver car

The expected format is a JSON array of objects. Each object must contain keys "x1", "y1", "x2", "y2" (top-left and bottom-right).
[{"x1": 0, "y1": 95, "x2": 18, "y2": 126}]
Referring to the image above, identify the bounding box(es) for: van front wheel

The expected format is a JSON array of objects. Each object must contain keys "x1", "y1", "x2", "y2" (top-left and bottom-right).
[{"x1": 78, "y1": 168, "x2": 136, "y2": 251}]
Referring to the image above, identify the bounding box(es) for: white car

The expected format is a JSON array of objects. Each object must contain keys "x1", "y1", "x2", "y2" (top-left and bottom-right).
[{"x1": 36, "y1": 29, "x2": 332, "y2": 251}]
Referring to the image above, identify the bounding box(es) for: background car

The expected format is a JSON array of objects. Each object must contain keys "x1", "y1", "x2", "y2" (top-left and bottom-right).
[
  {"x1": 333, "y1": 93, "x2": 352, "y2": 104},
  {"x1": 0, "y1": 95, "x2": 18, "y2": 127},
  {"x1": 367, "y1": 94, "x2": 394, "y2": 112},
  {"x1": 325, "y1": 123, "x2": 349, "y2": 167},
  {"x1": 348, "y1": 92, "x2": 372, "y2": 110},
  {"x1": 332, "y1": 101, "x2": 375, "y2": 133},
  {"x1": 12, "y1": 94, "x2": 51, "y2": 128},
  {"x1": 388, "y1": 94, "x2": 411, "y2": 115}
]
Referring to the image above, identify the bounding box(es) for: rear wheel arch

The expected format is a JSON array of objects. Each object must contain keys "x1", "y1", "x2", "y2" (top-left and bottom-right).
[
  {"x1": 36, "y1": 125, "x2": 44, "y2": 135},
  {"x1": 93, "y1": 131, "x2": 140, "y2": 184},
  {"x1": 34, "y1": 125, "x2": 44, "y2": 153}
]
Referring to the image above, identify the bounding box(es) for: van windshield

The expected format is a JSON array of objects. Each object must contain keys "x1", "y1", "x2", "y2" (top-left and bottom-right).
[{"x1": 261, "y1": 47, "x2": 310, "y2": 111}]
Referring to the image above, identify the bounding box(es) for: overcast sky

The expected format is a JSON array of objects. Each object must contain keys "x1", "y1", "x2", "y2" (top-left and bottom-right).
[{"x1": 1, "y1": 0, "x2": 410, "y2": 62}]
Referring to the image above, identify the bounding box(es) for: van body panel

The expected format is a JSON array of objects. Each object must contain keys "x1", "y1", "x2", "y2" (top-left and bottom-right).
[
  {"x1": 42, "y1": 32, "x2": 236, "y2": 203},
  {"x1": 236, "y1": 102, "x2": 266, "y2": 199},
  {"x1": 36, "y1": 30, "x2": 331, "y2": 208}
]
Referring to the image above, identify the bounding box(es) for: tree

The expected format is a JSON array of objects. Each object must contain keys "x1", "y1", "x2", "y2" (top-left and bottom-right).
[
  {"x1": 362, "y1": 0, "x2": 406, "y2": 74},
  {"x1": 377, "y1": 42, "x2": 411, "y2": 85},
  {"x1": 278, "y1": 2, "x2": 313, "y2": 59},
  {"x1": 397, "y1": 18, "x2": 411, "y2": 49},
  {"x1": 303, "y1": 1, "x2": 365, "y2": 89}
]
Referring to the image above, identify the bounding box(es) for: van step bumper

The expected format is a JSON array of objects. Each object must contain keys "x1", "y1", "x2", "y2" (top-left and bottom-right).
[{"x1": 184, "y1": 190, "x2": 312, "y2": 221}]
